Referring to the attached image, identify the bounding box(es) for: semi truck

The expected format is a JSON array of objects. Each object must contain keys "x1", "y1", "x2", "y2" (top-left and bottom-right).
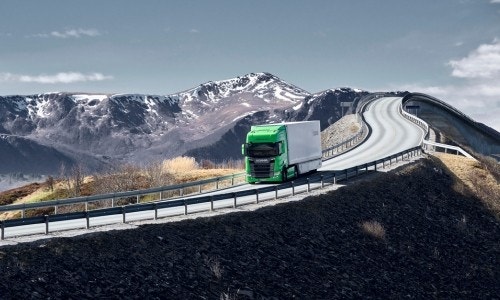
[{"x1": 242, "y1": 121, "x2": 322, "y2": 183}]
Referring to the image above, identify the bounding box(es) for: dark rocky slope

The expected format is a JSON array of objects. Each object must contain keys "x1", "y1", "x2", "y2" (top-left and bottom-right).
[{"x1": 0, "y1": 158, "x2": 498, "y2": 299}]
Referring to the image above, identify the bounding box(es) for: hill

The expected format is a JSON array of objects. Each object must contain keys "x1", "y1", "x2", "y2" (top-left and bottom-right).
[{"x1": 0, "y1": 155, "x2": 498, "y2": 299}]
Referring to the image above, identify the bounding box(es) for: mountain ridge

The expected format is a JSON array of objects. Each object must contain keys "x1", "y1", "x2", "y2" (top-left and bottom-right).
[{"x1": 0, "y1": 72, "x2": 367, "y2": 175}]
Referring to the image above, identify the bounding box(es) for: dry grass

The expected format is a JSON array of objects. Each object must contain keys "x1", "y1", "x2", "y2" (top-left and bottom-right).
[
  {"x1": 349, "y1": 123, "x2": 360, "y2": 134},
  {"x1": 0, "y1": 156, "x2": 244, "y2": 220},
  {"x1": 162, "y1": 156, "x2": 198, "y2": 174},
  {"x1": 360, "y1": 220, "x2": 386, "y2": 239},
  {"x1": 434, "y1": 153, "x2": 500, "y2": 218},
  {"x1": 172, "y1": 169, "x2": 243, "y2": 183}
]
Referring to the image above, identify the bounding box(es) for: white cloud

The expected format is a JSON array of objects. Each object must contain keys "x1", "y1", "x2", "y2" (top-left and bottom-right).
[
  {"x1": 31, "y1": 28, "x2": 101, "y2": 39},
  {"x1": 189, "y1": 29, "x2": 200, "y2": 34},
  {"x1": 388, "y1": 39, "x2": 500, "y2": 131},
  {"x1": 448, "y1": 39, "x2": 500, "y2": 78},
  {"x1": 491, "y1": 0, "x2": 500, "y2": 3},
  {"x1": 0, "y1": 72, "x2": 113, "y2": 84}
]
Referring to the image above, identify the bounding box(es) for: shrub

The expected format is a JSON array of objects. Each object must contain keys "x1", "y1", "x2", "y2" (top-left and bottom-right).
[{"x1": 162, "y1": 156, "x2": 198, "y2": 174}]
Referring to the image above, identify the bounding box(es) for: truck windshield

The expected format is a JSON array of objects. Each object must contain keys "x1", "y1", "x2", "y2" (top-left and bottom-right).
[{"x1": 247, "y1": 143, "x2": 280, "y2": 157}]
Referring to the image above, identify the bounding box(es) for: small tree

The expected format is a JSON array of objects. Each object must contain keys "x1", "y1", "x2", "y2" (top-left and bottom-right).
[
  {"x1": 46, "y1": 176, "x2": 54, "y2": 192},
  {"x1": 71, "y1": 163, "x2": 85, "y2": 197}
]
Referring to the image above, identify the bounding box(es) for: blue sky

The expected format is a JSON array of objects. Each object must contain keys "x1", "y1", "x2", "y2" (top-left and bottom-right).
[{"x1": 1, "y1": 0, "x2": 500, "y2": 130}]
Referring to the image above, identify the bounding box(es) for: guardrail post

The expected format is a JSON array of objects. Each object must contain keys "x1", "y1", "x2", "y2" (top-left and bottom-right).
[
  {"x1": 210, "y1": 196, "x2": 215, "y2": 211},
  {"x1": 159, "y1": 191, "x2": 163, "y2": 200},
  {"x1": 274, "y1": 186, "x2": 278, "y2": 199},
  {"x1": 136, "y1": 195, "x2": 140, "y2": 204},
  {"x1": 122, "y1": 207, "x2": 126, "y2": 223},
  {"x1": 234, "y1": 193, "x2": 237, "y2": 208},
  {"x1": 54, "y1": 205, "x2": 58, "y2": 215},
  {"x1": 216, "y1": 178, "x2": 219, "y2": 190},
  {"x1": 374, "y1": 161, "x2": 378, "y2": 171},
  {"x1": 154, "y1": 203, "x2": 158, "y2": 220},
  {"x1": 231, "y1": 176, "x2": 235, "y2": 186},
  {"x1": 1, "y1": 221, "x2": 4, "y2": 240},
  {"x1": 45, "y1": 215, "x2": 49, "y2": 235},
  {"x1": 333, "y1": 173, "x2": 336, "y2": 185},
  {"x1": 307, "y1": 178, "x2": 310, "y2": 192},
  {"x1": 256, "y1": 190, "x2": 259, "y2": 204},
  {"x1": 184, "y1": 201, "x2": 188, "y2": 215},
  {"x1": 320, "y1": 175, "x2": 324, "y2": 188},
  {"x1": 179, "y1": 188, "x2": 183, "y2": 197},
  {"x1": 291, "y1": 181, "x2": 295, "y2": 196},
  {"x1": 86, "y1": 212, "x2": 90, "y2": 229},
  {"x1": 199, "y1": 184, "x2": 202, "y2": 194},
  {"x1": 85, "y1": 202, "x2": 88, "y2": 212},
  {"x1": 111, "y1": 197, "x2": 115, "y2": 208},
  {"x1": 22, "y1": 208, "x2": 25, "y2": 219}
]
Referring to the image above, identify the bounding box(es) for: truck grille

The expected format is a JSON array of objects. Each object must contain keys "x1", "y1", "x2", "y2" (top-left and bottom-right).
[{"x1": 250, "y1": 161, "x2": 274, "y2": 178}]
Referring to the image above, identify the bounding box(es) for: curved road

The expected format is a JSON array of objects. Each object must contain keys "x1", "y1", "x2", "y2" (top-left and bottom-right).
[
  {"x1": 4, "y1": 97, "x2": 425, "y2": 239},
  {"x1": 321, "y1": 96, "x2": 424, "y2": 171}
]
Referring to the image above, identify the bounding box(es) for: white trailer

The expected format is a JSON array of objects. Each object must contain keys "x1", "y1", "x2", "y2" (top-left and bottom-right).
[{"x1": 282, "y1": 121, "x2": 322, "y2": 174}]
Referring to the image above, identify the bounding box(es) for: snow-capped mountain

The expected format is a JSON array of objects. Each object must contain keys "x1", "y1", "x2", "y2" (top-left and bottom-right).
[{"x1": 0, "y1": 72, "x2": 326, "y2": 175}]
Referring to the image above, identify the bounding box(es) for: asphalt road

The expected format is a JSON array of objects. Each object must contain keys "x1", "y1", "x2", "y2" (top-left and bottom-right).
[
  {"x1": 3, "y1": 97, "x2": 425, "y2": 239},
  {"x1": 321, "y1": 96, "x2": 425, "y2": 171}
]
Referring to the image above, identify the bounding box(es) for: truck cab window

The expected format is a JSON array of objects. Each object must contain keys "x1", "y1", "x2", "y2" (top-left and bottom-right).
[{"x1": 247, "y1": 143, "x2": 280, "y2": 157}]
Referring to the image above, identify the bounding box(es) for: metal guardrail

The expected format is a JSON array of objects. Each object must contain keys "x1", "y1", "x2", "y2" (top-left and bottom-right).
[
  {"x1": 0, "y1": 172, "x2": 245, "y2": 217},
  {"x1": 422, "y1": 141, "x2": 475, "y2": 158},
  {"x1": 1, "y1": 146, "x2": 424, "y2": 240},
  {"x1": 399, "y1": 101, "x2": 429, "y2": 141}
]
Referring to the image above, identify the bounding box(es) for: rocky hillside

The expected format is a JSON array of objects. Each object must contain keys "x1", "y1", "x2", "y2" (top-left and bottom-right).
[
  {"x1": 0, "y1": 157, "x2": 497, "y2": 299},
  {"x1": 0, "y1": 73, "x2": 367, "y2": 174}
]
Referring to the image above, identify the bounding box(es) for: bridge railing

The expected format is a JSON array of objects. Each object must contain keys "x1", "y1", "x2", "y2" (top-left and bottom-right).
[
  {"x1": 402, "y1": 93, "x2": 500, "y2": 141},
  {"x1": 399, "y1": 101, "x2": 474, "y2": 159}
]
